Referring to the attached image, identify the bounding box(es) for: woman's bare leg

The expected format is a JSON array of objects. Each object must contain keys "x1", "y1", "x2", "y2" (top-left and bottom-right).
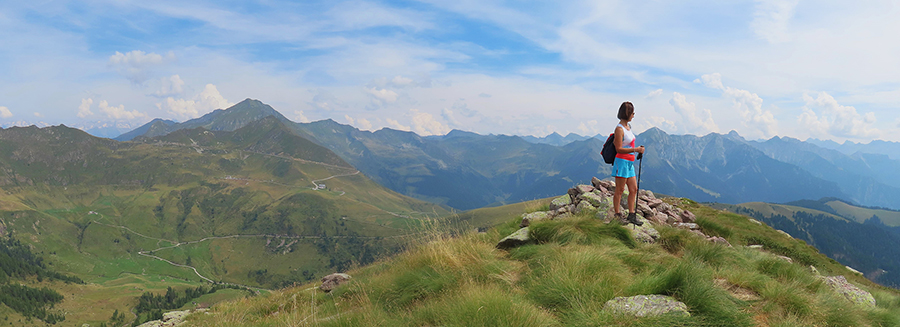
[
  {"x1": 614, "y1": 177, "x2": 626, "y2": 214},
  {"x1": 627, "y1": 176, "x2": 638, "y2": 214}
]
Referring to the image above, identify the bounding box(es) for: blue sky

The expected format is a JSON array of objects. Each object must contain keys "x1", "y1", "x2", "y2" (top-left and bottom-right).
[{"x1": 1, "y1": 0, "x2": 898, "y2": 142}]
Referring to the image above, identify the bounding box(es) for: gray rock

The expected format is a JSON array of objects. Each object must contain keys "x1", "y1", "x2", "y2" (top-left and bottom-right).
[
  {"x1": 520, "y1": 211, "x2": 551, "y2": 227},
  {"x1": 647, "y1": 198, "x2": 664, "y2": 209},
  {"x1": 575, "y1": 201, "x2": 596, "y2": 214},
  {"x1": 603, "y1": 294, "x2": 690, "y2": 317},
  {"x1": 674, "y1": 223, "x2": 700, "y2": 230},
  {"x1": 550, "y1": 195, "x2": 572, "y2": 210},
  {"x1": 628, "y1": 214, "x2": 660, "y2": 244},
  {"x1": 776, "y1": 230, "x2": 792, "y2": 239},
  {"x1": 823, "y1": 275, "x2": 876, "y2": 308},
  {"x1": 657, "y1": 202, "x2": 672, "y2": 213},
  {"x1": 707, "y1": 236, "x2": 732, "y2": 247},
  {"x1": 578, "y1": 192, "x2": 608, "y2": 208},
  {"x1": 497, "y1": 227, "x2": 532, "y2": 249},
  {"x1": 591, "y1": 176, "x2": 604, "y2": 190},
  {"x1": 637, "y1": 202, "x2": 653, "y2": 217},
  {"x1": 775, "y1": 255, "x2": 793, "y2": 263},
  {"x1": 748, "y1": 218, "x2": 762, "y2": 225},
  {"x1": 320, "y1": 273, "x2": 352, "y2": 292},
  {"x1": 748, "y1": 245, "x2": 763, "y2": 249},
  {"x1": 680, "y1": 210, "x2": 696, "y2": 223},
  {"x1": 577, "y1": 184, "x2": 595, "y2": 194}
]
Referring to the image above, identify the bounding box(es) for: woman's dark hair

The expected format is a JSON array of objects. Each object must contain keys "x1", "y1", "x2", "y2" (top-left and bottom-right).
[{"x1": 617, "y1": 101, "x2": 634, "y2": 120}]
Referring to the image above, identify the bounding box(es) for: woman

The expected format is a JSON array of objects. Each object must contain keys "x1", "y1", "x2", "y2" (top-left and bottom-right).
[{"x1": 612, "y1": 101, "x2": 645, "y2": 226}]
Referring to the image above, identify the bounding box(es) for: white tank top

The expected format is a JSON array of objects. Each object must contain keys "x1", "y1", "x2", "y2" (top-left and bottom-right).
[{"x1": 617, "y1": 123, "x2": 634, "y2": 147}]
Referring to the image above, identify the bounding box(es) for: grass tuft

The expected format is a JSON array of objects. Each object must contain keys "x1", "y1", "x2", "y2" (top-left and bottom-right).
[{"x1": 529, "y1": 217, "x2": 636, "y2": 248}]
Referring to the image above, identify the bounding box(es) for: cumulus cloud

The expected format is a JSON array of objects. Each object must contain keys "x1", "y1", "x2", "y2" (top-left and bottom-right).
[
  {"x1": 77, "y1": 98, "x2": 94, "y2": 118},
  {"x1": 357, "y1": 118, "x2": 373, "y2": 130},
  {"x1": 698, "y1": 73, "x2": 777, "y2": 138},
  {"x1": 576, "y1": 120, "x2": 599, "y2": 135},
  {"x1": 385, "y1": 118, "x2": 411, "y2": 131},
  {"x1": 153, "y1": 75, "x2": 185, "y2": 97},
  {"x1": 156, "y1": 84, "x2": 232, "y2": 120},
  {"x1": 411, "y1": 109, "x2": 451, "y2": 136},
  {"x1": 108, "y1": 50, "x2": 175, "y2": 84},
  {"x1": 0, "y1": 106, "x2": 12, "y2": 118},
  {"x1": 751, "y1": 0, "x2": 799, "y2": 44},
  {"x1": 344, "y1": 114, "x2": 355, "y2": 126},
  {"x1": 798, "y1": 92, "x2": 879, "y2": 139},
  {"x1": 641, "y1": 116, "x2": 678, "y2": 134},
  {"x1": 34, "y1": 112, "x2": 44, "y2": 118},
  {"x1": 365, "y1": 86, "x2": 399, "y2": 105},
  {"x1": 669, "y1": 92, "x2": 719, "y2": 135},
  {"x1": 308, "y1": 89, "x2": 344, "y2": 111},
  {"x1": 391, "y1": 75, "x2": 414, "y2": 86},
  {"x1": 97, "y1": 100, "x2": 146, "y2": 120},
  {"x1": 441, "y1": 107, "x2": 461, "y2": 127},
  {"x1": 646, "y1": 89, "x2": 663, "y2": 99},
  {"x1": 294, "y1": 110, "x2": 310, "y2": 123}
]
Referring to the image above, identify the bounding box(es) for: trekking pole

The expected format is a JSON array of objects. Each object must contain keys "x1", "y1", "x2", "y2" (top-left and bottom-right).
[{"x1": 636, "y1": 150, "x2": 643, "y2": 192}]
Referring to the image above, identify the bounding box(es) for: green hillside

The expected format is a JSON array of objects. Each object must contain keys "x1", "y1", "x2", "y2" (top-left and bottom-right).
[
  {"x1": 0, "y1": 121, "x2": 449, "y2": 326},
  {"x1": 712, "y1": 201, "x2": 900, "y2": 288},
  {"x1": 185, "y1": 196, "x2": 900, "y2": 327}
]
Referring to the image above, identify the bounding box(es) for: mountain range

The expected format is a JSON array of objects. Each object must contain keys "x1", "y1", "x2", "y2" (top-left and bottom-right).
[{"x1": 116, "y1": 99, "x2": 900, "y2": 211}]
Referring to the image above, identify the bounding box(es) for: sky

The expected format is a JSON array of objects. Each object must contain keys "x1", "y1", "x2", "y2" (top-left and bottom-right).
[{"x1": 0, "y1": 0, "x2": 898, "y2": 143}]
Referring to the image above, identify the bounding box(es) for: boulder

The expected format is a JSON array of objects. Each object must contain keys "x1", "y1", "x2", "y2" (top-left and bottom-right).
[
  {"x1": 776, "y1": 230, "x2": 792, "y2": 239},
  {"x1": 647, "y1": 198, "x2": 664, "y2": 209},
  {"x1": 657, "y1": 202, "x2": 673, "y2": 213},
  {"x1": 748, "y1": 219, "x2": 762, "y2": 225},
  {"x1": 628, "y1": 214, "x2": 660, "y2": 244},
  {"x1": 680, "y1": 210, "x2": 696, "y2": 223},
  {"x1": 674, "y1": 223, "x2": 700, "y2": 230},
  {"x1": 520, "y1": 211, "x2": 551, "y2": 227},
  {"x1": 707, "y1": 236, "x2": 732, "y2": 247},
  {"x1": 550, "y1": 195, "x2": 572, "y2": 210},
  {"x1": 320, "y1": 273, "x2": 352, "y2": 292},
  {"x1": 578, "y1": 192, "x2": 608, "y2": 208},
  {"x1": 636, "y1": 202, "x2": 653, "y2": 218},
  {"x1": 598, "y1": 179, "x2": 615, "y2": 191},
  {"x1": 577, "y1": 184, "x2": 595, "y2": 194},
  {"x1": 574, "y1": 201, "x2": 596, "y2": 215},
  {"x1": 648, "y1": 213, "x2": 669, "y2": 225},
  {"x1": 775, "y1": 255, "x2": 793, "y2": 263},
  {"x1": 603, "y1": 295, "x2": 690, "y2": 317},
  {"x1": 497, "y1": 227, "x2": 532, "y2": 249},
  {"x1": 823, "y1": 275, "x2": 876, "y2": 308},
  {"x1": 567, "y1": 187, "x2": 580, "y2": 203},
  {"x1": 591, "y1": 176, "x2": 604, "y2": 190}
]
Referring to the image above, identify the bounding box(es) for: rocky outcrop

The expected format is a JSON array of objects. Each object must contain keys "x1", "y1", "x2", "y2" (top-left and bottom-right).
[
  {"x1": 137, "y1": 309, "x2": 207, "y2": 327},
  {"x1": 499, "y1": 178, "x2": 717, "y2": 249},
  {"x1": 320, "y1": 273, "x2": 352, "y2": 292},
  {"x1": 822, "y1": 275, "x2": 876, "y2": 308},
  {"x1": 603, "y1": 295, "x2": 690, "y2": 317}
]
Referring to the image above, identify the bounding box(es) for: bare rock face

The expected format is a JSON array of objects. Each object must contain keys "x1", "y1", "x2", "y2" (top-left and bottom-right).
[
  {"x1": 603, "y1": 295, "x2": 690, "y2": 317},
  {"x1": 320, "y1": 273, "x2": 352, "y2": 292}
]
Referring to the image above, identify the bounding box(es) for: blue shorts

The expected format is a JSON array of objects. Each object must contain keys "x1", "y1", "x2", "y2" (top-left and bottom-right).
[{"x1": 612, "y1": 157, "x2": 636, "y2": 178}]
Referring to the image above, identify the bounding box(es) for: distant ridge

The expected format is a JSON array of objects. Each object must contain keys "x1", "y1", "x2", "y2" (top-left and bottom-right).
[{"x1": 116, "y1": 99, "x2": 290, "y2": 141}]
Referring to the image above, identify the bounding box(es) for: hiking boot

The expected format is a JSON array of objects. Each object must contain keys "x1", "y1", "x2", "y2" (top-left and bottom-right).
[
  {"x1": 614, "y1": 212, "x2": 624, "y2": 223},
  {"x1": 626, "y1": 213, "x2": 643, "y2": 226}
]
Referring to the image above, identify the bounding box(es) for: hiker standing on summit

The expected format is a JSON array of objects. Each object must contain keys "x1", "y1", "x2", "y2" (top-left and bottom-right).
[{"x1": 612, "y1": 101, "x2": 645, "y2": 226}]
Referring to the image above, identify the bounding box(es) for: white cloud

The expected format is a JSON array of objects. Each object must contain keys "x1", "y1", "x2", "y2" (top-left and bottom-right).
[
  {"x1": 669, "y1": 92, "x2": 719, "y2": 135},
  {"x1": 97, "y1": 100, "x2": 146, "y2": 120},
  {"x1": 441, "y1": 107, "x2": 461, "y2": 127},
  {"x1": 108, "y1": 50, "x2": 176, "y2": 84},
  {"x1": 157, "y1": 84, "x2": 232, "y2": 120},
  {"x1": 751, "y1": 0, "x2": 799, "y2": 44},
  {"x1": 293, "y1": 110, "x2": 310, "y2": 123},
  {"x1": 153, "y1": 75, "x2": 185, "y2": 97},
  {"x1": 308, "y1": 89, "x2": 344, "y2": 111},
  {"x1": 641, "y1": 116, "x2": 678, "y2": 134},
  {"x1": 410, "y1": 109, "x2": 451, "y2": 136},
  {"x1": 576, "y1": 120, "x2": 599, "y2": 135},
  {"x1": 646, "y1": 89, "x2": 663, "y2": 98},
  {"x1": 365, "y1": 86, "x2": 399, "y2": 105},
  {"x1": 77, "y1": 98, "x2": 94, "y2": 118},
  {"x1": 798, "y1": 92, "x2": 879, "y2": 140},
  {"x1": 0, "y1": 106, "x2": 12, "y2": 118},
  {"x1": 697, "y1": 73, "x2": 724, "y2": 90},
  {"x1": 699, "y1": 73, "x2": 777, "y2": 138},
  {"x1": 344, "y1": 114, "x2": 355, "y2": 126},
  {"x1": 385, "y1": 118, "x2": 411, "y2": 131},
  {"x1": 34, "y1": 112, "x2": 44, "y2": 117},
  {"x1": 357, "y1": 118, "x2": 373, "y2": 130},
  {"x1": 391, "y1": 75, "x2": 414, "y2": 86}
]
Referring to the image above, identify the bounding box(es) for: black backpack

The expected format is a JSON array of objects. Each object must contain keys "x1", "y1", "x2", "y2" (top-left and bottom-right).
[{"x1": 601, "y1": 133, "x2": 616, "y2": 164}]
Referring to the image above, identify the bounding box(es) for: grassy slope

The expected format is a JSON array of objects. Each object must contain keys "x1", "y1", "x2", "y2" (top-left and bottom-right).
[
  {"x1": 0, "y1": 123, "x2": 450, "y2": 326},
  {"x1": 826, "y1": 200, "x2": 900, "y2": 226},
  {"x1": 187, "y1": 200, "x2": 900, "y2": 327}
]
